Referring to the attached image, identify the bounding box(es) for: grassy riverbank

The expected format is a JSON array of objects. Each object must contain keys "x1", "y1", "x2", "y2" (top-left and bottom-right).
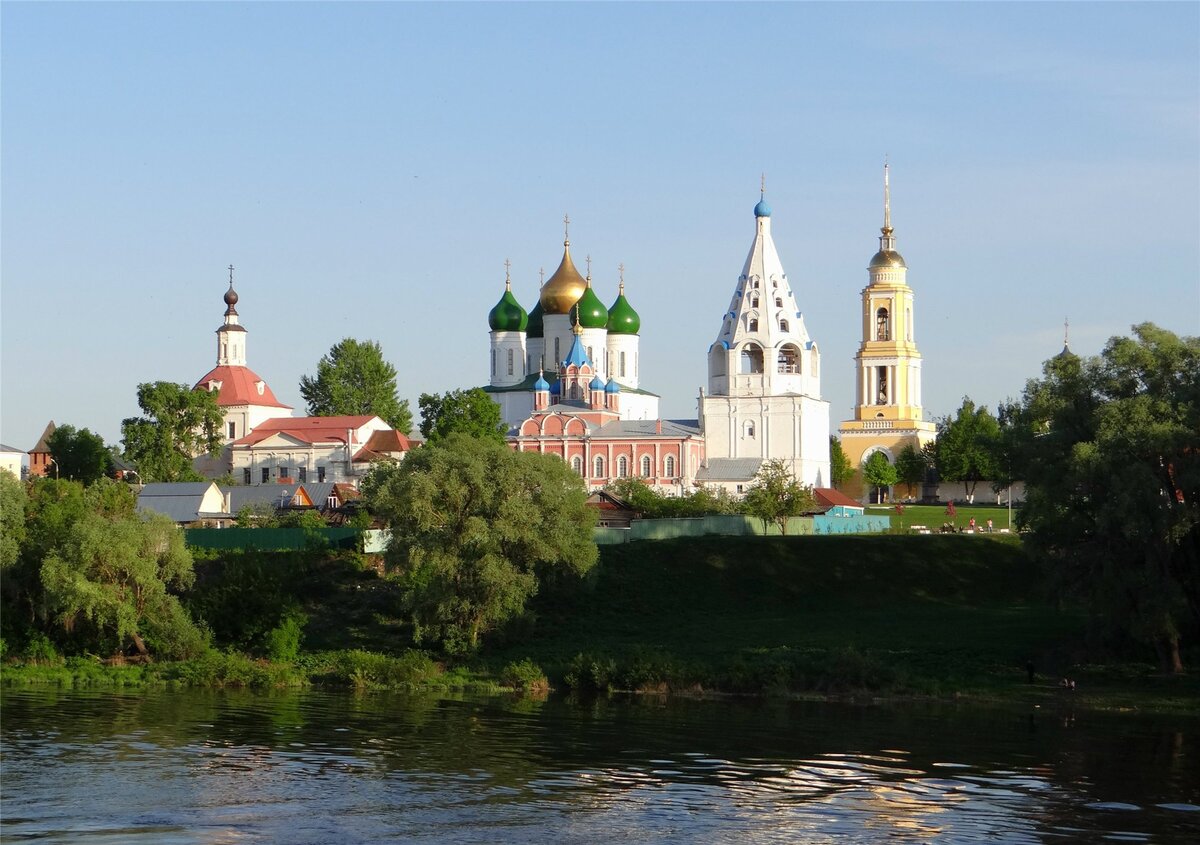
[{"x1": 3, "y1": 535, "x2": 1195, "y2": 712}]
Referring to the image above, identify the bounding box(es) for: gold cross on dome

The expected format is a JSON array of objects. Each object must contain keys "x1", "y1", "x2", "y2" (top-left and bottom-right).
[{"x1": 563, "y1": 213, "x2": 570, "y2": 241}]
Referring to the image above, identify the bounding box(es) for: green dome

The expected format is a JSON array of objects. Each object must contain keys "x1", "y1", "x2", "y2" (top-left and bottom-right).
[
  {"x1": 574, "y1": 284, "x2": 609, "y2": 329},
  {"x1": 526, "y1": 300, "x2": 544, "y2": 339},
  {"x1": 607, "y1": 287, "x2": 640, "y2": 335},
  {"x1": 488, "y1": 288, "x2": 528, "y2": 332}
]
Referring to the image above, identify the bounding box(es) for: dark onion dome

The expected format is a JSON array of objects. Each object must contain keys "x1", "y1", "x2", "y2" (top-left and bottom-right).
[
  {"x1": 607, "y1": 282, "x2": 640, "y2": 335},
  {"x1": 526, "y1": 300, "x2": 544, "y2": 338},
  {"x1": 488, "y1": 286, "x2": 528, "y2": 332},
  {"x1": 224, "y1": 283, "x2": 239, "y2": 315},
  {"x1": 574, "y1": 283, "x2": 609, "y2": 329},
  {"x1": 540, "y1": 242, "x2": 587, "y2": 314}
]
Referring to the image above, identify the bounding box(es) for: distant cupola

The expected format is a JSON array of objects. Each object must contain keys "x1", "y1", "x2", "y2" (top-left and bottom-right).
[
  {"x1": 574, "y1": 267, "x2": 609, "y2": 329},
  {"x1": 607, "y1": 266, "x2": 641, "y2": 335},
  {"x1": 488, "y1": 265, "x2": 529, "y2": 332},
  {"x1": 539, "y1": 214, "x2": 588, "y2": 314}
]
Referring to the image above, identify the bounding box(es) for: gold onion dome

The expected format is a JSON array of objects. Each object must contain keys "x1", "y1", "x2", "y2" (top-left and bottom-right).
[
  {"x1": 540, "y1": 241, "x2": 587, "y2": 314},
  {"x1": 869, "y1": 243, "x2": 906, "y2": 269}
]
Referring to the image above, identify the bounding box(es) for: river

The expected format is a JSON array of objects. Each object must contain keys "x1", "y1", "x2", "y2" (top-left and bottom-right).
[{"x1": 2, "y1": 689, "x2": 1198, "y2": 843}]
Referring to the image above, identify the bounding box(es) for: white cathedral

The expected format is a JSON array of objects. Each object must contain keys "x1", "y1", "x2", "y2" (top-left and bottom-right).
[
  {"x1": 699, "y1": 193, "x2": 831, "y2": 488},
  {"x1": 482, "y1": 193, "x2": 831, "y2": 494}
]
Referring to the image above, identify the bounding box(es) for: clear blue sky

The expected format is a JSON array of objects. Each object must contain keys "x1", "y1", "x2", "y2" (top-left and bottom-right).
[{"x1": 3, "y1": 2, "x2": 1197, "y2": 452}]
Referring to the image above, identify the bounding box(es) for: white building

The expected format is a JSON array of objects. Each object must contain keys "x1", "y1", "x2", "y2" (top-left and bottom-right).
[
  {"x1": 698, "y1": 193, "x2": 831, "y2": 490},
  {"x1": 193, "y1": 271, "x2": 294, "y2": 445},
  {"x1": 226, "y1": 414, "x2": 405, "y2": 485},
  {"x1": 483, "y1": 223, "x2": 659, "y2": 427}
]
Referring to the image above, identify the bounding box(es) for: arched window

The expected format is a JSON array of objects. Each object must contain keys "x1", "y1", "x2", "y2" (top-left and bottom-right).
[
  {"x1": 571, "y1": 456, "x2": 583, "y2": 476},
  {"x1": 640, "y1": 455, "x2": 652, "y2": 477},
  {"x1": 876, "y1": 307, "x2": 890, "y2": 341},
  {"x1": 620, "y1": 351, "x2": 626, "y2": 377},
  {"x1": 709, "y1": 345, "x2": 727, "y2": 377},
  {"x1": 775, "y1": 297, "x2": 783, "y2": 308},
  {"x1": 491, "y1": 349, "x2": 496, "y2": 376},
  {"x1": 744, "y1": 420, "x2": 756, "y2": 438},
  {"x1": 876, "y1": 366, "x2": 889, "y2": 404},
  {"x1": 748, "y1": 318, "x2": 759, "y2": 332},
  {"x1": 739, "y1": 344, "x2": 764, "y2": 374},
  {"x1": 554, "y1": 337, "x2": 561, "y2": 363},
  {"x1": 617, "y1": 456, "x2": 629, "y2": 478},
  {"x1": 664, "y1": 455, "x2": 676, "y2": 477},
  {"x1": 777, "y1": 344, "x2": 801, "y2": 374},
  {"x1": 593, "y1": 455, "x2": 605, "y2": 478},
  {"x1": 750, "y1": 295, "x2": 759, "y2": 308},
  {"x1": 779, "y1": 319, "x2": 790, "y2": 333},
  {"x1": 752, "y1": 278, "x2": 760, "y2": 289},
  {"x1": 506, "y1": 349, "x2": 514, "y2": 376},
  {"x1": 587, "y1": 345, "x2": 593, "y2": 362}
]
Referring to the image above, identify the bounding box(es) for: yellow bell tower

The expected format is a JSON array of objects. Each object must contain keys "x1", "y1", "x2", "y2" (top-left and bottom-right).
[{"x1": 838, "y1": 164, "x2": 936, "y2": 471}]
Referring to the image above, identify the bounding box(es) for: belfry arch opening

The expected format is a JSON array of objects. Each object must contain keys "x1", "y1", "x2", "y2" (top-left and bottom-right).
[
  {"x1": 739, "y1": 343, "x2": 764, "y2": 374},
  {"x1": 777, "y1": 343, "x2": 801, "y2": 374}
]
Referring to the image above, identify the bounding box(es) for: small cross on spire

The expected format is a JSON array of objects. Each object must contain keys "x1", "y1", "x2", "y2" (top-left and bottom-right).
[
  {"x1": 504, "y1": 259, "x2": 511, "y2": 290},
  {"x1": 760, "y1": 173, "x2": 766, "y2": 198},
  {"x1": 563, "y1": 213, "x2": 570, "y2": 244},
  {"x1": 585, "y1": 254, "x2": 592, "y2": 282},
  {"x1": 228, "y1": 264, "x2": 235, "y2": 286}
]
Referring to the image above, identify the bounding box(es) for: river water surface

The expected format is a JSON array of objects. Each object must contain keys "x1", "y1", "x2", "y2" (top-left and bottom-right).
[{"x1": 2, "y1": 688, "x2": 1198, "y2": 844}]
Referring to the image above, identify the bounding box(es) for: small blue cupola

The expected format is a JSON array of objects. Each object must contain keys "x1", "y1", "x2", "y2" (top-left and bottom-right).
[{"x1": 605, "y1": 378, "x2": 621, "y2": 394}]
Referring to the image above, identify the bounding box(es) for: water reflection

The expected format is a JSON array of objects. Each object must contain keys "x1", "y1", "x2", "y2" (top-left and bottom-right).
[{"x1": 2, "y1": 689, "x2": 1198, "y2": 844}]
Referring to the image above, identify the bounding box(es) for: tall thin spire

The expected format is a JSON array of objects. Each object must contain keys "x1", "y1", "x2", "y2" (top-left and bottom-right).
[
  {"x1": 878, "y1": 161, "x2": 898, "y2": 255},
  {"x1": 618, "y1": 262, "x2": 625, "y2": 295},
  {"x1": 504, "y1": 259, "x2": 512, "y2": 291},
  {"x1": 563, "y1": 213, "x2": 570, "y2": 246}
]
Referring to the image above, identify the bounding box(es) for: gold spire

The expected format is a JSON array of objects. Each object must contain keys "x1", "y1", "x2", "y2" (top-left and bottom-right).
[
  {"x1": 572, "y1": 310, "x2": 583, "y2": 335},
  {"x1": 883, "y1": 160, "x2": 892, "y2": 235},
  {"x1": 563, "y1": 213, "x2": 570, "y2": 246}
]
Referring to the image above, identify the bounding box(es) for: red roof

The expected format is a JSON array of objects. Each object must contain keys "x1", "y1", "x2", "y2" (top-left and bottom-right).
[
  {"x1": 813, "y1": 488, "x2": 864, "y2": 510},
  {"x1": 231, "y1": 415, "x2": 379, "y2": 447},
  {"x1": 353, "y1": 429, "x2": 414, "y2": 461},
  {"x1": 193, "y1": 365, "x2": 291, "y2": 409}
]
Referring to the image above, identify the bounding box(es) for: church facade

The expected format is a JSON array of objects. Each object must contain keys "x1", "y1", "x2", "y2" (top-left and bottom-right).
[
  {"x1": 837, "y1": 166, "x2": 936, "y2": 469},
  {"x1": 488, "y1": 195, "x2": 831, "y2": 495}
]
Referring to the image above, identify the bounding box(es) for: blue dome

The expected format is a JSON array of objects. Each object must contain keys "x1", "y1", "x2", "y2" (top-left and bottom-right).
[
  {"x1": 605, "y1": 378, "x2": 621, "y2": 394},
  {"x1": 549, "y1": 380, "x2": 561, "y2": 396},
  {"x1": 589, "y1": 375, "x2": 605, "y2": 390},
  {"x1": 534, "y1": 374, "x2": 550, "y2": 391},
  {"x1": 754, "y1": 198, "x2": 771, "y2": 218}
]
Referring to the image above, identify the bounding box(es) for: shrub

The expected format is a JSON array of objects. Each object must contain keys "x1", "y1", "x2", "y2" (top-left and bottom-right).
[
  {"x1": 263, "y1": 611, "x2": 307, "y2": 663},
  {"x1": 21, "y1": 633, "x2": 63, "y2": 666},
  {"x1": 499, "y1": 658, "x2": 549, "y2": 692},
  {"x1": 564, "y1": 652, "x2": 617, "y2": 693}
]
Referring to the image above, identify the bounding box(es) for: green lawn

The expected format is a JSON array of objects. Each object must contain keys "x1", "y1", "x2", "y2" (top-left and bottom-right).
[{"x1": 866, "y1": 502, "x2": 1019, "y2": 533}]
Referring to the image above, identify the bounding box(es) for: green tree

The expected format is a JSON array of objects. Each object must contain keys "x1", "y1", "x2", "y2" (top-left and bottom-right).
[
  {"x1": 300, "y1": 338, "x2": 413, "y2": 433},
  {"x1": 418, "y1": 387, "x2": 506, "y2": 444},
  {"x1": 862, "y1": 451, "x2": 899, "y2": 504},
  {"x1": 40, "y1": 504, "x2": 207, "y2": 659},
  {"x1": 46, "y1": 424, "x2": 113, "y2": 485},
  {"x1": 829, "y1": 436, "x2": 854, "y2": 488},
  {"x1": 121, "y1": 382, "x2": 223, "y2": 482},
  {"x1": 894, "y1": 444, "x2": 927, "y2": 499},
  {"x1": 1010, "y1": 323, "x2": 1199, "y2": 673},
  {"x1": 362, "y1": 434, "x2": 597, "y2": 655},
  {"x1": 741, "y1": 459, "x2": 816, "y2": 535},
  {"x1": 936, "y1": 397, "x2": 1001, "y2": 503},
  {"x1": 1, "y1": 470, "x2": 26, "y2": 570}
]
